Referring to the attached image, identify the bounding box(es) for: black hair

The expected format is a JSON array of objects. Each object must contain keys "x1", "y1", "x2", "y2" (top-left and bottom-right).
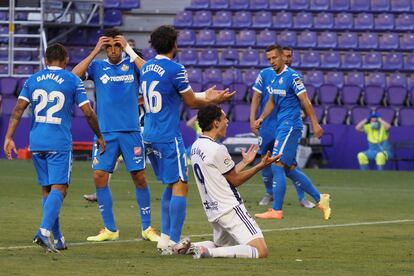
[
  {"x1": 282, "y1": 47, "x2": 293, "y2": 52},
  {"x1": 265, "y1": 44, "x2": 283, "y2": 53},
  {"x1": 45, "y1": 43, "x2": 68, "y2": 63},
  {"x1": 197, "y1": 104, "x2": 223, "y2": 132},
  {"x1": 149, "y1": 25, "x2": 178, "y2": 54},
  {"x1": 103, "y1": 28, "x2": 122, "y2": 38}
]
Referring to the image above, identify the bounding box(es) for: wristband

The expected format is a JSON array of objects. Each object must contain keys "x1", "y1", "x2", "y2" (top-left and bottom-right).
[
  {"x1": 195, "y1": 92, "x2": 206, "y2": 99},
  {"x1": 124, "y1": 44, "x2": 138, "y2": 60}
]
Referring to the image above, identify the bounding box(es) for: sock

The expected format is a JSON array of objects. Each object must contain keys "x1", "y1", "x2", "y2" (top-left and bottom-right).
[
  {"x1": 287, "y1": 168, "x2": 320, "y2": 203},
  {"x1": 192, "y1": 240, "x2": 216, "y2": 249},
  {"x1": 209, "y1": 245, "x2": 259, "y2": 258},
  {"x1": 291, "y1": 181, "x2": 305, "y2": 202},
  {"x1": 169, "y1": 195, "x2": 187, "y2": 243},
  {"x1": 135, "y1": 186, "x2": 151, "y2": 230},
  {"x1": 40, "y1": 190, "x2": 63, "y2": 231},
  {"x1": 161, "y1": 187, "x2": 172, "y2": 236},
  {"x1": 96, "y1": 186, "x2": 117, "y2": 232},
  {"x1": 271, "y1": 165, "x2": 287, "y2": 211},
  {"x1": 377, "y1": 165, "x2": 384, "y2": 171},
  {"x1": 360, "y1": 164, "x2": 368, "y2": 170},
  {"x1": 261, "y1": 165, "x2": 273, "y2": 195}
]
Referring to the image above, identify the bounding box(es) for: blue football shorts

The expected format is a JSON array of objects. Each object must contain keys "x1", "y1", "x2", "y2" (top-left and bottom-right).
[
  {"x1": 145, "y1": 136, "x2": 188, "y2": 185},
  {"x1": 258, "y1": 128, "x2": 276, "y2": 156},
  {"x1": 32, "y1": 151, "x2": 72, "y2": 186},
  {"x1": 272, "y1": 126, "x2": 302, "y2": 167},
  {"x1": 92, "y1": 131, "x2": 145, "y2": 173}
]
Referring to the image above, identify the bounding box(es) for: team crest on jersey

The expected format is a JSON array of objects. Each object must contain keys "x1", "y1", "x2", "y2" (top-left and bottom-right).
[
  {"x1": 224, "y1": 157, "x2": 232, "y2": 166},
  {"x1": 100, "y1": 74, "x2": 110, "y2": 84},
  {"x1": 278, "y1": 77, "x2": 283, "y2": 85},
  {"x1": 121, "y1": 64, "x2": 129, "y2": 71},
  {"x1": 134, "y1": 147, "x2": 142, "y2": 156}
]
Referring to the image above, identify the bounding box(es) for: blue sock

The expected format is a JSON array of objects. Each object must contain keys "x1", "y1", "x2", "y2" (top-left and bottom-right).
[
  {"x1": 291, "y1": 181, "x2": 306, "y2": 201},
  {"x1": 96, "y1": 186, "x2": 117, "y2": 232},
  {"x1": 169, "y1": 195, "x2": 187, "y2": 243},
  {"x1": 360, "y1": 164, "x2": 368, "y2": 170},
  {"x1": 261, "y1": 165, "x2": 273, "y2": 195},
  {"x1": 161, "y1": 187, "x2": 172, "y2": 236},
  {"x1": 271, "y1": 165, "x2": 287, "y2": 211},
  {"x1": 377, "y1": 165, "x2": 384, "y2": 171},
  {"x1": 135, "y1": 186, "x2": 151, "y2": 231},
  {"x1": 40, "y1": 190, "x2": 63, "y2": 231},
  {"x1": 287, "y1": 168, "x2": 320, "y2": 203},
  {"x1": 43, "y1": 196, "x2": 63, "y2": 239}
]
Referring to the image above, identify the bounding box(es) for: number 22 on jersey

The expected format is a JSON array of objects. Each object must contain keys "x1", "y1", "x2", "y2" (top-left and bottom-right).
[{"x1": 32, "y1": 88, "x2": 65, "y2": 124}]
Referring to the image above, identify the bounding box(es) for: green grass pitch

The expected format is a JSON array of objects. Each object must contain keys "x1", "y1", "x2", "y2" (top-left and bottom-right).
[{"x1": 0, "y1": 159, "x2": 413, "y2": 275}]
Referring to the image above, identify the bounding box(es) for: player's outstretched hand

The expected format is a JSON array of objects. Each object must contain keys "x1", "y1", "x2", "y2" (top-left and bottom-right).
[
  {"x1": 253, "y1": 118, "x2": 263, "y2": 130},
  {"x1": 313, "y1": 123, "x2": 324, "y2": 138},
  {"x1": 96, "y1": 137, "x2": 106, "y2": 155},
  {"x1": 3, "y1": 138, "x2": 17, "y2": 160},
  {"x1": 94, "y1": 36, "x2": 111, "y2": 54},
  {"x1": 205, "y1": 86, "x2": 235, "y2": 104},
  {"x1": 259, "y1": 151, "x2": 282, "y2": 168},
  {"x1": 114, "y1": 35, "x2": 128, "y2": 48},
  {"x1": 241, "y1": 144, "x2": 259, "y2": 165},
  {"x1": 250, "y1": 122, "x2": 259, "y2": 136}
]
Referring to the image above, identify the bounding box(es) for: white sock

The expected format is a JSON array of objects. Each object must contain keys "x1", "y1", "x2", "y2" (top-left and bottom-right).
[
  {"x1": 40, "y1": 228, "x2": 51, "y2": 237},
  {"x1": 192, "y1": 240, "x2": 216, "y2": 249},
  {"x1": 209, "y1": 245, "x2": 259, "y2": 259}
]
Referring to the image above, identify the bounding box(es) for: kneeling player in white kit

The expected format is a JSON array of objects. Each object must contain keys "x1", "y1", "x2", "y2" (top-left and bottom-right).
[{"x1": 189, "y1": 104, "x2": 281, "y2": 259}]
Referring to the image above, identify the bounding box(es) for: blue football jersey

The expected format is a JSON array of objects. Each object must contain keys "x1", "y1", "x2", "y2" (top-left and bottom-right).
[
  {"x1": 269, "y1": 66, "x2": 306, "y2": 129},
  {"x1": 87, "y1": 58, "x2": 140, "y2": 133},
  {"x1": 18, "y1": 66, "x2": 89, "y2": 151},
  {"x1": 252, "y1": 67, "x2": 278, "y2": 132},
  {"x1": 140, "y1": 55, "x2": 191, "y2": 143}
]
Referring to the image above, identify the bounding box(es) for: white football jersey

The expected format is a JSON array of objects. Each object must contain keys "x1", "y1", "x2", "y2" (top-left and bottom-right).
[{"x1": 190, "y1": 135, "x2": 243, "y2": 222}]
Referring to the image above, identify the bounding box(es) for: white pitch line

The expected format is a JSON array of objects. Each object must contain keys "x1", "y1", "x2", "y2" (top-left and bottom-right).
[{"x1": 1, "y1": 219, "x2": 413, "y2": 251}]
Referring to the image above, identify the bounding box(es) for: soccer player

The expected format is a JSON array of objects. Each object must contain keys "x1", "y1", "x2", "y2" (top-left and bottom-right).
[
  {"x1": 253, "y1": 44, "x2": 331, "y2": 220},
  {"x1": 140, "y1": 25, "x2": 234, "y2": 252},
  {"x1": 250, "y1": 45, "x2": 315, "y2": 208},
  {"x1": 72, "y1": 28, "x2": 160, "y2": 242},
  {"x1": 3, "y1": 43, "x2": 105, "y2": 253},
  {"x1": 188, "y1": 104, "x2": 280, "y2": 259}
]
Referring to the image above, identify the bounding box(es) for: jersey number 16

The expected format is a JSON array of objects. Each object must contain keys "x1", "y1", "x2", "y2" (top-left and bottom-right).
[{"x1": 141, "y1": 81, "x2": 162, "y2": 113}]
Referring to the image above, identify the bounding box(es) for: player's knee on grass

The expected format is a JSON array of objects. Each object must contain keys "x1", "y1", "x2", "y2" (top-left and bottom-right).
[
  {"x1": 130, "y1": 170, "x2": 147, "y2": 188},
  {"x1": 357, "y1": 152, "x2": 368, "y2": 165},
  {"x1": 93, "y1": 170, "x2": 110, "y2": 188},
  {"x1": 171, "y1": 180, "x2": 188, "y2": 196},
  {"x1": 248, "y1": 238, "x2": 268, "y2": 258},
  {"x1": 375, "y1": 152, "x2": 387, "y2": 166}
]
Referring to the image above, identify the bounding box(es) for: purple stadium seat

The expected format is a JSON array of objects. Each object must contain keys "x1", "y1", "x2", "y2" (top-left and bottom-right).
[
  {"x1": 0, "y1": 65, "x2": 7, "y2": 74},
  {"x1": 376, "y1": 107, "x2": 395, "y2": 124},
  {"x1": 310, "y1": 0, "x2": 329, "y2": 10},
  {"x1": 408, "y1": 75, "x2": 414, "y2": 90},
  {"x1": 220, "y1": 48, "x2": 239, "y2": 65},
  {"x1": 341, "y1": 85, "x2": 362, "y2": 106},
  {"x1": 319, "y1": 84, "x2": 339, "y2": 105},
  {"x1": 222, "y1": 68, "x2": 243, "y2": 86},
  {"x1": 236, "y1": 29, "x2": 256, "y2": 46},
  {"x1": 0, "y1": 11, "x2": 7, "y2": 20},
  {"x1": 359, "y1": 33, "x2": 379, "y2": 49},
  {"x1": 366, "y1": 72, "x2": 386, "y2": 87},
  {"x1": 326, "y1": 71, "x2": 344, "y2": 88},
  {"x1": 400, "y1": 33, "x2": 414, "y2": 50},
  {"x1": 301, "y1": 51, "x2": 321, "y2": 68},
  {"x1": 364, "y1": 85, "x2": 385, "y2": 106},
  {"x1": 86, "y1": 28, "x2": 103, "y2": 46},
  {"x1": 399, "y1": 108, "x2": 414, "y2": 126},
  {"x1": 142, "y1": 48, "x2": 156, "y2": 60},
  {"x1": 346, "y1": 71, "x2": 365, "y2": 88},
  {"x1": 196, "y1": 29, "x2": 216, "y2": 46},
  {"x1": 395, "y1": 14, "x2": 414, "y2": 31},
  {"x1": 387, "y1": 86, "x2": 407, "y2": 106},
  {"x1": 0, "y1": 77, "x2": 18, "y2": 98},
  {"x1": 259, "y1": 52, "x2": 269, "y2": 66},
  {"x1": 322, "y1": 52, "x2": 341, "y2": 68},
  {"x1": 220, "y1": 103, "x2": 231, "y2": 115},
  {"x1": 257, "y1": 29, "x2": 276, "y2": 47},
  {"x1": 387, "y1": 73, "x2": 407, "y2": 88},
  {"x1": 1, "y1": 98, "x2": 17, "y2": 115},
  {"x1": 193, "y1": 11, "x2": 212, "y2": 27},
  {"x1": 198, "y1": 49, "x2": 218, "y2": 66},
  {"x1": 231, "y1": 83, "x2": 248, "y2": 101},
  {"x1": 273, "y1": 11, "x2": 293, "y2": 28},
  {"x1": 379, "y1": 33, "x2": 399, "y2": 50},
  {"x1": 216, "y1": 29, "x2": 236, "y2": 46},
  {"x1": 178, "y1": 48, "x2": 198, "y2": 66},
  {"x1": 233, "y1": 11, "x2": 252, "y2": 28},
  {"x1": 119, "y1": 0, "x2": 140, "y2": 9},
  {"x1": 306, "y1": 84, "x2": 316, "y2": 101},
  {"x1": 178, "y1": 29, "x2": 196, "y2": 46},
  {"x1": 327, "y1": 106, "x2": 348, "y2": 124},
  {"x1": 342, "y1": 52, "x2": 362, "y2": 69},
  {"x1": 391, "y1": 0, "x2": 411, "y2": 11},
  {"x1": 334, "y1": 12, "x2": 353, "y2": 29},
  {"x1": 291, "y1": 0, "x2": 309, "y2": 10},
  {"x1": 383, "y1": 53, "x2": 403, "y2": 70},
  {"x1": 314, "y1": 13, "x2": 334, "y2": 29},
  {"x1": 229, "y1": 0, "x2": 249, "y2": 9},
  {"x1": 70, "y1": 47, "x2": 90, "y2": 65},
  {"x1": 404, "y1": 53, "x2": 414, "y2": 70},
  {"x1": 338, "y1": 32, "x2": 358, "y2": 48},
  {"x1": 14, "y1": 51, "x2": 31, "y2": 61},
  {"x1": 0, "y1": 49, "x2": 7, "y2": 61},
  {"x1": 371, "y1": 0, "x2": 390, "y2": 11},
  {"x1": 312, "y1": 106, "x2": 325, "y2": 123},
  {"x1": 232, "y1": 104, "x2": 251, "y2": 121},
  {"x1": 351, "y1": 106, "x2": 372, "y2": 124},
  {"x1": 350, "y1": 0, "x2": 369, "y2": 11},
  {"x1": 291, "y1": 50, "x2": 301, "y2": 67},
  {"x1": 277, "y1": 30, "x2": 297, "y2": 47},
  {"x1": 252, "y1": 11, "x2": 273, "y2": 28},
  {"x1": 375, "y1": 13, "x2": 394, "y2": 30},
  {"x1": 104, "y1": 9, "x2": 122, "y2": 26},
  {"x1": 239, "y1": 48, "x2": 259, "y2": 66},
  {"x1": 17, "y1": 77, "x2": 28, "y2": 93},
  {"x1": 186, "y1": 67, "x2": 203, "y2": 84},
  {"x1": 331, "y1": 0, "x2": 350, "y2": 11},
  {"x1": 0, "y1": 25, "x2": 8, "y2": 43},
  {"x1": 305, "y1": 70, "x2": 324, "y2": 88},
  {"x1": 202, "y1": 68, "x2": 222, "y2": 88},
  {"x1": 298, "y1": 31, "x2": 317, "y2": 48},
  {"x1": 354, "y1": 13, "x2": 374, "y2": 30},
  {"x1": 14, "y1": 65, "x2": 34, "y2": 75},
  {"x1": 269, "y1": 0, "x2": 289, "y2": 9},
  {"x1": 210, "y1": 0, "x2": 229, "y2": 9},
  {"x1": 174, "y1": 11, "x2": 193, "y2": 27},
  {"x1": 294, "y1": 12, "x2": 313, "y2": 29},
  {"x1": 243, "y1": 68, "x2": 260, "y2": 86},
  {"x1": 190, "y1": 0, "x2": 209, "y2": 9},
  {"x1": 318, "y1": 32, "x2": 337, "y2": 48},
  {"x1": 212, "y1": 11, "x2": 232, "y2": 27},
  {"x1": 104, "y1": 0, "x2": 120, "y2": 9},
  {"x1": 250, "y1": 0, "x2": 269, "y2": 9},
  {"x1": 362, "y1": 52, "x2": 382, "y2": 69}
]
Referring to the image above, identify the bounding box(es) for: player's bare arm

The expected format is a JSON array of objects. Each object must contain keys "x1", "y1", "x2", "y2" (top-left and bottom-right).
[
  {"x1": 254, "y1": 94, "x2": 275, "y2": 130},
  {"x1": 114, "y1": 35, "x2": 146, "y2": 69},
  {"x1": 80, "y1": 103, "x2": 106, "y2": 155},
  {"x1": 3, "y1": 99, "x2": 29, "y2": 160},
  {"x1": 298, "y1": 92, "x2": 323, "y2": 138},
  {"x1": 72, "y1": 36, "x2": 111, "y2": 79},
  {"x1": 250, "y1": 92, "x2": 262, "y2": 135},
  {"x1": 182, "y1": 87, "x2": 235, "y2": 109}
]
